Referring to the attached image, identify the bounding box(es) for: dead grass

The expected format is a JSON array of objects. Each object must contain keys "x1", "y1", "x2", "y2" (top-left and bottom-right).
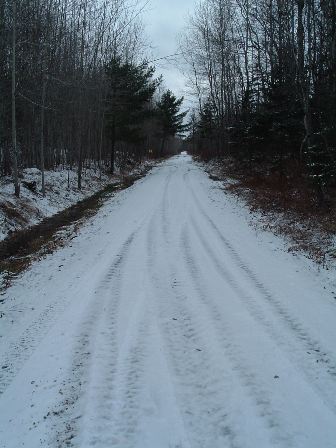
[
  {"x1": 0, "y1": 165, "x2": 153, "y2": 291},
  {"x1": 0, "y1": 201, "x2": 29, "y2": 227},
  {"x1": 207, "y1": 157, "x2": 336, "y2": 266}
]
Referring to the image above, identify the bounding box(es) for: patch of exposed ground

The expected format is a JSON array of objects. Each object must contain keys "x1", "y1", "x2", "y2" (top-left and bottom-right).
[
  {"x1": 0, "y1": 166, "x2": 119, "y2": 241},
  {"x1": 204, "y1": 157, "x2": 336, "y2": 267},
  {"x1": 0, "y1": 166, "x2": 153, "y2": 290}
]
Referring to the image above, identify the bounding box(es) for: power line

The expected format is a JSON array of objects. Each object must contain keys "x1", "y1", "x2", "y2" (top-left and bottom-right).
[{"x1": 149, "y1": 53, "x2": 183, "y2": 63}]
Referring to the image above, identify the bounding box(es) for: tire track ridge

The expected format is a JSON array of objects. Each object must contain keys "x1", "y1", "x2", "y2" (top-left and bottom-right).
[
  {"x1": 187, "y1": 175, "x2": 336, "y2": 382},
  {"x1": 49, "y1": 228, "x2": 139, "y2": 447},
  {"x1": 190, "y1": 215, "x2": 336, "y2": 415},
  {"x1": 147, "y1": 208, "x2": 241, "y2": 448},
  {"x1": 181, "y1": 223, "x2": 294, "y2": 447}
]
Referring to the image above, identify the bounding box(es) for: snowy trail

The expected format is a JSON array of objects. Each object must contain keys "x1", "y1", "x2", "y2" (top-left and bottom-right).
[{"x1": 1, "y1": 155, "x2": 336, "y2": 447}]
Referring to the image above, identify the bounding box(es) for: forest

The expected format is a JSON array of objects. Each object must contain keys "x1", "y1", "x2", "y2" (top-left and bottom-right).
[
  {"x1": 0, "y1": 0, "x2": 186, "y2": 197},
  {"x1": 182, "y1": 0, "x2": 336, "y2": 207},
  {"x1": 1, "y1": 0, "x2": 336, "y2": 207}
]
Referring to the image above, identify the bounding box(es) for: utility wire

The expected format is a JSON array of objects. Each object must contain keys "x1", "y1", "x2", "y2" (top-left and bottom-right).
[{"x1": 149, "y1": 52, "x2": 183, "y2": 63}]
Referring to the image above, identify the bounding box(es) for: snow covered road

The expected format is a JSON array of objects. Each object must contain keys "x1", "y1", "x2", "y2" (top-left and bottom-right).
[{"x1": 1, "y1": 154, "x2": 336, "y2": 447}]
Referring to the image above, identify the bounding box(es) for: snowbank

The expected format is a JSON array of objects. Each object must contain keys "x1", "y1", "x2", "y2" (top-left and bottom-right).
[{"x1": 0, "y1": 167, "x2": 120, "y2": 241}]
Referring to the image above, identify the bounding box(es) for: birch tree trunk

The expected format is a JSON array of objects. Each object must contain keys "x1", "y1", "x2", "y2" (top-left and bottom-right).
[{"x1": 297, "y1": 0, "x2": 312, "y2": 160}]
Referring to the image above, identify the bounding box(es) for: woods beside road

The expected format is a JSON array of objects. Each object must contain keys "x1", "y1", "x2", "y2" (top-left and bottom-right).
[
  {"x1": 182, "y1": 0, "x2": 336, "y2": 209},
  {"x1": 1, "y1": 0, "x2": 336, "y2": 265},
  {"x1": 0, "y1": 0, "x2": 186, "y2": 197}
]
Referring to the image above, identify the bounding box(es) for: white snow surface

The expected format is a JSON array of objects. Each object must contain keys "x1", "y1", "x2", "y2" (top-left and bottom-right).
[
  {"x1": 0, "y1": 166, "x2": 120, "y2": 240},
  {"x1": 0, "y1": 154, "x2": 336, "y2": 447}
]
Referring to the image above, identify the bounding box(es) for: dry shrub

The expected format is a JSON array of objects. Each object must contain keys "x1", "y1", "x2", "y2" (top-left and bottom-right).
[{"x1": 212, "y1": 157, "x2": 336, "y2": 266}]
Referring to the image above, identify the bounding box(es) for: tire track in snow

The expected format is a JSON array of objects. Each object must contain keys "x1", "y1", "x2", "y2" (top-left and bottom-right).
[
  {"x1": 83, "y1": 308, "x2": 150, "y2": 448},
  {"x1": 84, "y1": 220, "x2": 151, "y2": 447},
  {"x1": 49, "y1": 229, "x2": 139, "y2": 448},
  {"x1": 180, "y1": 224, "x2": 293, "y2": 447},
  {"x1": 160, "y1": 273, "x2": 242, "y2": 448},
  {"x1": 190, "y1": 215, "x2": 336, "y2": 415},
  {"x1": 0, "y1": 233, "x2": 117, "y2": 398},
  {"x1": 77, "y1": 243, "x2": 135, "y2": 447},
  {"x1": 147, "y1": 212, "x2": 241, "y2": 448},
  {"x1": 0, "y1": 297, "x2": 69, "y2": 397},
  {"x1": 105, "y1": 308, "x2": 150, "y2": 448},
  {"x1": 186, "y1": 172, "x2": 336, "y2": 383},
  {"x1": 161, "y1": 168, "x2": 174, "y2": 244}
]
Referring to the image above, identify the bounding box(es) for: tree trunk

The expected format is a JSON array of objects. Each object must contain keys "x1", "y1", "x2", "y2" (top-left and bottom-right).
[
  {"x1": 40, "y1": 74, "x2": 47, "y2": 196},
  {"x1": 110, "y1": 140, "x2": 115, "y2": 174},
  {"x1": 99, "y1": 113, "x2": 104, "y2": 180},
  {"x1": 11, "y1": 0, "x2": 20, "y2": 197},
  {"x1": 297, "y1": 0, "x2": 312, "y2": 160},
  {"x1": 78, "y1": 146, "x2": 83, "y2": 189},
  {"x1": 110, "y1": 119, "x2": 115, "y2": 174}
]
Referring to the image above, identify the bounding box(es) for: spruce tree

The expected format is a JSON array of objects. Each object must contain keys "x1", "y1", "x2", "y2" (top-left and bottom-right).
[
  {"x1": 105, "y1": 58, "x2": 160, "y2": 172},
  {"x1": 156, "y1": 90, "x2": 188, "y2": 155}
]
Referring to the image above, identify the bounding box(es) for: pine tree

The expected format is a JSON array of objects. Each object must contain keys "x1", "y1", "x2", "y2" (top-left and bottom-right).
[
  {"x1": 105, "y1": 58, "x2": 160, "y2": 172},
  {"x1": 156, "y1": 90, "x2": 188, "y2": 155},
  {"x1": 198, "y1": 100, "x2": 215, "y2": 140}
]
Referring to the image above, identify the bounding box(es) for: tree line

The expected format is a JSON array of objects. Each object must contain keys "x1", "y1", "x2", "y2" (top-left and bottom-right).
[
  {"x1": 0, "y1": 0, "x2": 186, "y2": 197},
  {"x1": 182, "y1": 0, "x2": 336, "y2": 203}
]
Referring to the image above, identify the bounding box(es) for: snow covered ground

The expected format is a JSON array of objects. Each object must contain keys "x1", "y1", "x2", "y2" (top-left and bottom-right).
[
  {"x1": 204, "y1": 158, "x2": 336, "y2": 268},
  {"x1": 0, "y1": 166, "x2": 120, "y2": 240},
  {"x1": 0, "y1": 154, "x2": 336, "y2": 447}
]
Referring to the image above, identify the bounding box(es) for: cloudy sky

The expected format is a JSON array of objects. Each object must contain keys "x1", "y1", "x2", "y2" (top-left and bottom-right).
[{"x1": 143, "y1": 0, "x2": 197, "y2": 104}]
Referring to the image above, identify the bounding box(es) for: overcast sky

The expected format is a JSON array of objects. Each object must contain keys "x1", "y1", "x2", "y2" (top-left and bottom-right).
[{"x1": 144, "y1": 0, "x2": 197, "y2": 105}]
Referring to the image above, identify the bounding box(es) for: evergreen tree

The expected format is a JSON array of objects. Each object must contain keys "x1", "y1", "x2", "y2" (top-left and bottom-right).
[
  {"x1": 105, "y1": 58, "x2": 160, "y2": 172},
  {"x1": 156, "y1": 90, "x2": 188, "y2": 155},
  {"x1": 198, "y1": 100, "x2": 215, "y2": 140}
]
